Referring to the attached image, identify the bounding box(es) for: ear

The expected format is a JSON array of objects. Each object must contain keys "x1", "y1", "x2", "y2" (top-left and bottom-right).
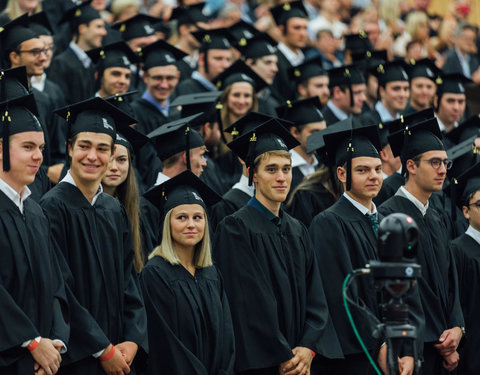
[
  {"x1": 143, "y1": 71, "x2": 148, "y2": 84},
  {"x1": 68, "y1": 141, "x2": 74, "y2": 158},
  {"x1": 433, "y1": 95, "x2": 438, "y2": 108},
  {"x1": 379, "y1": 149, "x2": 388, "y2": 162},
  {"x1": 289, "y1": 126, "x2": 299, "y2": 138},
  {"x1": 0, "y1": 139, "x2": 3, "y2": 160},
  {"x1": 181, "y1": 151, "x2": 187, "y2": 166},
  {"x1": 297, "y1": 83, "x2": 307, "y2": 98},
  {"x1": 278, "y1": 25, "x2": 285, "y2": 35},
  {"x1": 198, "y1": 53, "x2": 205, "y2": 68},
  {"x1": 337, "y1": 166, "x2": 346, "y2": 184},
  {"x1": 378, "y1": 85, "x2": 386, "y2": 99},
  {"x1": 78, "y1": 23, "x2": 87, "y2": 36},
  {"x1": 251, "y1": 166, "x2": 257, "y2": 183},
  {"x1": 245, "y1": 58, "x2": 254, "y2": 67},
  {"x1": 405, "y1": 159, "x2": 416, "y2": 177},
  {"x1": 9, "y1": 51, "x2": 20, "y2": 66},
  {"x1": 462, "y1": 205, "x2": 470, "y2": 220},
  {"x1": 94, "y1": 71, "x2": 99, "y2": 80},
  {"x1": 176, "y1": 69, "x2": 180, "y2": 80}
]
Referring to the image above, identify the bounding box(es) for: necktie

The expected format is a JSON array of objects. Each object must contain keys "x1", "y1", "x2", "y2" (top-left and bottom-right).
[{"x1": 366, "y1": 213, "x2": 379, "y2": 237}]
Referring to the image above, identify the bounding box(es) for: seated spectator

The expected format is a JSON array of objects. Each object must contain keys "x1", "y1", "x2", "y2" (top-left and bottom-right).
[
  {"x1": 111, "y1": 0, "x2": 140, "y2": 23},
  {"x1": 392, "y1": 11, "x2": 430, "y2": 58},
  {"x1": 306, "y1": 28, "x2": 343, "y2": 69}
]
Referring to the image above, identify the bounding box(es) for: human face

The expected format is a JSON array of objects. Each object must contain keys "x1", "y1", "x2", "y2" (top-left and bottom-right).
[
  {"x1": 91, "y1": 0, "x2": 107, "y2": 11},
  {"x1": 189, "y1": 146, "x2": 207, "y2": 177},
  {"x1": 11, "y1": 38, "x2": 47, "y2": 77},
  {"x1": 102, "y1": 144, "x2": 129, "y2": 188},
  {"x1": 410, "y1": 77, "x2": 435, "y2": 109},
  {"x1": 294, "y1": 122, "x2": 326, "y2": 152},
  {"x1": 249, "y1": 55, "x2": 278, "y2": 85},
  {"x1": 381, "y1": 81, "x2": 410, "y2": 114},
  {"x1": 145, "y1": 65, "x2": 180, "y2": 104},
  {"x1": 39, "y1": 35, "x2": 54, "y2": 69},
  {"x1": 100, "y1": 67, "x2": 131, "y2": 97},
  {"x1": 351, "y1": 83, "x2": 367, "y2": 114},
  {"x1": 0, "y1": 132, "x2": 44, "y2": 193},
  {"x1": 463, "y1": 190, "x2": 480, "y2": 231},
  {"x1": 436, "y1": 93, "x2": 466, "y2": 127},
  {"x1": 79, "y1": 19, "x2": 107, "y2": 49},
  {"x1": 69, "y1": 132, "x2": 113, "y2": 184},
  {"x1": 204, "y1": 49, "x2": 232, "y2": 81},
  {"x1": 253, "y1": 154, "x2": 292, "y2": 207},
  {"x1": 18, "y1": 0, "x2": 38, "y2": 13},
  {"x1": 316, "y1": 31, "x2": 336, "y2": 55},
  {"x1": 305, "y1": 76, "x2": 330, "y2": 106},
  {"x1": 339, "y1": 156, "x2": 382, "y2": 205},
  {"x1": 227, "y1": 82, "x2": 254, "y2": 117},
  {"x1": 170, "y1": 204, "x2": 206, "y2": 250},
  {"x1": 284, "y1": 17, "x2": 308, "y2": 50},
  {"x1": 409, "y1": 150, "x2": 447, "y2": 193},
  {"x1": 458, "y1": 29, "x2": 477, "y2": 54},
  {"x1": 366, "y1": 75, "x2": 378, "y2": 102}
]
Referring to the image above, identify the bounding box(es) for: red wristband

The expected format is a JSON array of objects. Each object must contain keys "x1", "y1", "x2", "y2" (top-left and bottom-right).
[
  {"x1": 100, "y1": 345, "x2": 115, "y2": 362},
  {"x1": 310, "y1": 349, "x2": 316, "y2": 358},
  {"x1": 27, "y1": 339, "x2": 40, "y2": 352}
]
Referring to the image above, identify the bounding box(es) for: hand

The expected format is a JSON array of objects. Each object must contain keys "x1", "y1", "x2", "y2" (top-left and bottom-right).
[
  {"x1": 100, "y1": 345, "x2": 130, "y2": 375},
  {"x1": 47, "y1": 163, "x2": 64, "y2": 184},
  {"x1": 434, "y1": 327, "x2": 462, "y2": 356},
  {"x1": 398, "y1": 356, "x2": 414, "y2": 375},
  {"x1": 442, "y1": 350, "x2": 459, "y2": 372},
  {"x1": 115, "y1": 341, "x2": 138, "y2": 367},
  {"x1": 52, "y1": 341, "x2": 64, "y2": 353},
  {"x1": 29, "y1": 338, "x2": 62, "y2": 375},
  {"x1": 377, "y1": 344, "x2": 388, "y2": 374},
  {"x1": 278, "y1": 347, "x2": 313, "y2": 375}
]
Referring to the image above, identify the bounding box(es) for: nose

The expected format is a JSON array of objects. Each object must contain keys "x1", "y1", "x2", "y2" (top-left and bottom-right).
[
  {"x1": 109, "y1": 158, "x2": 118, "y2": 171},
  {"x1": 222, "y1": 59, "x2": 231, "y2": 69},
  {"x1": 272, "y1": 64, "x2": 278, "y2": 73},
  {"x1": 187, "y1": 217, "x2": 195, "y2": 227},
  {"x1": 87, "y1": 147, "x2": 97, "y2": 161},
  {"x1": 33, "y1": 147, "x2": 43, "y2": 161}
]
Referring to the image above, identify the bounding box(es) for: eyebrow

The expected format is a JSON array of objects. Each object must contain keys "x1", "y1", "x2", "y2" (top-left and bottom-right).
[
  {"x1": 265, "y1": 163, "x2": 292, "y2": 168},
  {"x1": 21, "y1": 141, "x2": 45, "y2": 147}
]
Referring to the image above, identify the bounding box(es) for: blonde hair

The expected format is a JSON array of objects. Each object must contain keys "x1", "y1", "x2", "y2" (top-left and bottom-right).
[
  {"x1": 405, "y1": 12, "x2": 428, "y2": 40},
  {"x1": 4, "y1": 0, "x2": 41, "y2": 19},
  {"x1": 149, "y1": 207, "x2": 213, "y2": 268},
  {"x1": 379, "y1": 0, "x2": 401, "y2": 28},
  {"x1": 253, "y1": 150, "x2": 291, "y2": 171},
  {"x1": 111, "y1": 0, "x2": 139, "y2": 21},
  {"x1": 220, "y1": 81, "x2": 259, "y2": 131}
]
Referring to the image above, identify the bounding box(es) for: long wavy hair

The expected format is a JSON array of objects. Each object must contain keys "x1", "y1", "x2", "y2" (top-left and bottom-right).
[{"x1": 4, "y1": 0, "x2": 41, "y2": 19}]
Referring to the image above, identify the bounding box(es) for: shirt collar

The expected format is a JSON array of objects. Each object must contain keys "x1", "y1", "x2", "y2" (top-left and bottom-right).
[
  {"x1": 277, "y1": 42, "x2": 305, "y2": 67},
  {"x1": 248, "y1": 196, "x2": 281, "y2": 227},
  {"x1": 155, "y1": 172, "x2": 170, "y2": 186},
  {"x1": 30, "y1": 73, "x2": 46, "y2": 92},
  {"x1": 69, "y1": 41, "x2": 92, "y2": 69},
  {"x1": 60, "y1": 170, "x2": 103, "y2": 206},
  {"x1": 435, "y1": 113, "x2": 458, "y2": 133},
  {"x1": 182, "y1": 51, "x2": 198, "y2": 69},
  {"x1": 232, "y1": 174, "x2": 255, "y2": 197},
  {"x1": 327, "y1": 100, "x2": 349, "y2": 121},
  {"x1": 396, "y1": 186, "x2": 429, "y2": 216},
  {"x1": 0, "y1": 177, "x2": 31, "y2": 213},
  {"x1": 191, "y1": 70, "x2": 217, "y2": 91},
  {"x1": 142, "y1": 90, "x2": 170, "y2": 117},
  {"x1": 466, "y1": 225, "x2": 480, "y2": 246},
  {"x1": 375, "y1": 101, "x2": 399, "y2": 122},
  {"x1": 290, "y1": 149, "x2": 318, "y2": 167},
  {"x1": 342, "y1": 191, "x2": 377, "y2": 215}
]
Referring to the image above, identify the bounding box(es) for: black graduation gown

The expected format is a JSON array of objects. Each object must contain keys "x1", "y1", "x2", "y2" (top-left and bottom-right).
[
  {"x1": 402, "y1": 102, "x2": 418, "y2": 116},
  {"x1": 133, "y1": 142, "x2": 162, "y2": 190},
  {"x1": 286, "y1": 183, "x2": 335, "y2": 227},
  {"x1": 200, "y1": 156, "x2": 229, "y2": 195},
  {"x1": 378, "y1": 196, "x2": 464, "y2": 345},
  {"x1": 43, "y1": 78, "x2": 67, "y2": 164},
  {"x1": 209, "y1": 188, "x2": 251, "y2": 231},
  {"x1": 177, "y1": 59, "x2": 196, "y2": 82},
  {"x1": 214, "y1": 150, "x2": 243, "y2": 191},
  {"x1": 270, "y1": 50, "x2": 294, "y2": 103},
  {"x1": 174, "y1": 77, "x2": 212, "y2": 98},
  {"x1": 290, "y1": 167, "x2": 306, "y2": 194},
  {"x1": 0, "y1": 192, "x2": 69, "y2": 374},
  {"x1": 213, "y1": 205, "x2": 333, "y2": 372},
  {"x1": 373, "y1": 173, "x2": 405, "y2": 206},
  {"x1": 27, "y1": 166, "x2": 52, "y2": 202},
  {"x1": 450, "y1": 234, "x2": 480, "y2": 375},
  {"x1": 140, "y1": 257, "x2": 235, "y2": 375},
  {"x1": 321, "y1": 105, "x2": 341, "y2": 127},
  {"x1": 257, "y1": 88, "x2": 280, "y2": 116},
  {"x1": 429, "y1": 190, "x2": 468, "y2": 241},
  {"x1": 31, "y1": 88, "x2": 53, "y2": 166},
  {"x1": 360, "y1": 108, "x2": 381, "y2": 127},
  {"x1": 40, "y1": 183, "x2": 148, "y2": 374},
  {"x1": 139, "y1": 197, "x2": 161, "y2": 263},
  {"x1": 131, "y1": 98, "x2": 180, "y2": 135},
  {"x1": 48, "y1": 48, "x2": 96, "y2": 105}
]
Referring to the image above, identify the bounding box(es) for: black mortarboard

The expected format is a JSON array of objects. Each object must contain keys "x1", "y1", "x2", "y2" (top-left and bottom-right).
[
  {"x1": 388, "y1": 117, "x2": 445, "y2": 176},
  {"x1": 289, "y1": 57, "x2": 326, "y2": 85},
  {"x1": 275, "y1": 96, "x2": 324, "y2": 128},
  {"x1": 59, "y1": 0, "x2": 101, "y2": 30},
  {"x1": 224, "y1": 111, "x2": 293, "y2": 139},
  {"x1": 270, "y1": 1, "x2": 307, "y2": 26},
  {"x1": 171, "y1": 91, "x2": 222, "y2": 128},
  {"x1": 0, "y1": 66, "x2": 30, "y2": 101},
  {"x1": 450, "y1": 161, "x2": 480, "y2": 209},
  {"x1": 227, "y1": 117, "x2": 299, "y2": 185},
  {"x1": 137, "y1": 40, "x2": 187, "y2": 70},
  {"x1": 87, "y1": 41, "x2": 138, "y2": 72},
  {"x1": 192, "y1": 28, "x2": 233, "y2": 52},
  {"x1": 446, "y1": 115, "x2": 480, "y2": 145},
  {"x1": 446, "y1": 135, "x2": 479, "y2": 179},
  {"x1": 229, "y1": 20, "x2": 259, "y2": 46},
  {"x1": 170, "y1": 3, "x2": 208, "y2": 26},
  {"x1": 307, "y1": 125, "x2": 344, "y2": 154},
  {"x1": 323, "y1": 119, "x2": 381, "y2": 190},
  {"x1": 406, "y1": 58, "x2": 440, "y2": 82},
  {"x1": 344, "y1": 31, "x2": 372, "y2": 53},
  {"x1": 0, "y1": 14, "x2": 39, "y2": 56},
  {"x1": 328, "y1": 65, "x2": 365, "y2": 87},
  {"x1": 28, "y1": 11, "x2": 53, "y2": 36},
  {"x1": 115, "y1": 123, "x2": 150, "y2": 156},
  {"x1": 351, "y1": 50, "x2": 388, "y2": 73},
  {"x1": 111, "y1": 14, "x2": 158, "y2": 41},
  {"x1": 212, "y1": 60, "x2": 267, "y2": 92},
  {"x1": 372, "y1": 60, "x2": 409, "y2": 86},
  {"x1": 436, "y1": 73, "x2": 472, "y2": 96},
  {"x1": 236, "y1": 32, "x2": 277, "y2": 59},
  {"x1": 104, "y1": 91, "x2": 138, "y2": 123},
  {"x1": 0, "y1": 94, "x2": 41, "y2": 171},
  {"x1": 147, "y1": 113, "x2": 205, "y2": 169},
  {"x1": 144, "y1": 170, "x2": 221, "y2": 215}
]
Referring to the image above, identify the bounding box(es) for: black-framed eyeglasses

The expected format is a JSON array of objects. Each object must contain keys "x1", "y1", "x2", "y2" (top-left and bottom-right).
[
  {"x1": 421, "y1": 158, "x2": 453, "y2": 170},
  {"x1": 467, "y1": 201, "x2": 480, "y2": 209},
  {"x1": 15, "y1": 48, "x2": 49, "y2": 58}
]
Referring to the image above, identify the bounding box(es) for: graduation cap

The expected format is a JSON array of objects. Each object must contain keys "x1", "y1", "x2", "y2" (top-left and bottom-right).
[
  {"x1": 115, "y1": 123, "x2": 150, "y2": 156},
  {"x1": 446, "y1": 115, "x2": 480, "y2": 145},
  {"x1": 448, "y1": 162, "x2": 480, "y2": 214},
  {"x1": 86, "y1": 41, "x2": 139, "y2": 73},
  {"x1": 388, "y1": 117, "x2": 445, "y2": 177},
  {"x1": 406, "y1": 58, "x2": 440, "y2": 82},
  {"x1": 270, "y1": 1, "x2": 308, "y2": 26},
  {"x1": 28, "y1": 11, "x2": 53, "y2": 36},
  {"x1": 170, "y1": 2, "x2": 209, "y2": 26},
  {"x1": 289, "y1": 57, "x2": 326, "y2": 85},
  {"x1": 59, "y1": 0, "x2": 101, "y2": 31},
  {"x1": 171, "y1": 91, "x2": 222, "y2": 128},
  {"x1": 137, "y1": 40, "x2": 187, "y2": 70},
  {"x1": 111, "y1": 14, "x2": 159, "y2": 41},
  {"x1": 236, "y1": 32, "x2": 277, "y2": 59},
  {"x1": 328, "y1": 65, "x2": 365, "y2": 106},
  {"x1": 344, "y1": 31, "x2": 372, "y2": 53},
  {"x1": 212, "y1": 60, "x2": 267, "y2": 92},
  {"x1": 0, "y1": 14, "x2": 39, "y2": 56},
  {"x1": 323, "y1": 119, "x2": 381, "y2": 190},
  {"x1": 371, "y1": 60, "x2": 409, "y2": 86},
  {"x1": 192, "y1": 28, "x2": 233, "y2": 52},
  {"x1": 147, "y1": 113, "x2": 205, "y2": 170},
  {"x1": 436, "y1": 73, "x2": 471, "y2": 98},
  {"x1": 104, "y1": 91, "x2": 138, "y2": 123},
  {"x1": 224, "y1": 111, "x2": 293, "y2": 139},
  {"x1": 227, "y1": 117, "x2": 299, "y2": 185},
  {"x1": 275, "y1": 96, "x2": 324, "y2": 128},
  {"x1": 144, "y1": 170, "x2": 221, "y2": 215},
  {"x1": 446, "y1": 135, "x2": 479, "y2": 180},
  {"x1": 351, "y1": 50, "x2": 388, "y2": 73},
  {"x1": 229, "y1": 20, "x2": 259, "y2": 47},
  {"x1": 0, "y1": 66, "x2": 30, "y2": 101},
  {"x1": 0, "y1": 93, "x2": 41, "y2": 171}
]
